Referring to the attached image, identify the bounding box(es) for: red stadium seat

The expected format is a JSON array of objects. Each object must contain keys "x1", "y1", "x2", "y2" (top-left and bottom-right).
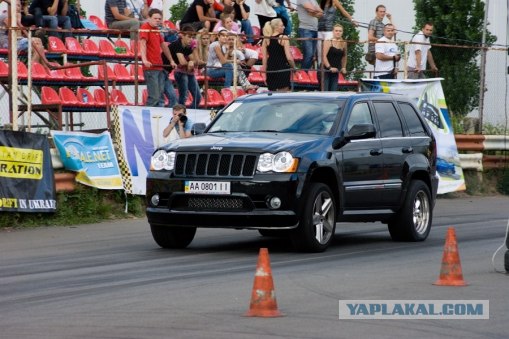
[
  {"x1": 98, "y1": 40, "x2": 117, "y2": 57},
  {"x1": 110, "y1": 89, "x2": 132, "y2": 105},
  {"x1": 220, "y1": 88, "x2": 235, "y2": 104},
  {"x1": 32, "y1": 62, "x2": 50, "y2": 80},
  {"x1": 97, "y1": 64, "x2": 117, "y2": 81},
  {"x1": 307, "y1": 70, "x2": 319, "y2": 85},
  {"x1": 163, "y1": 20, "x2": 176, "y2": 29},
  {"x1": 114, "y1": 39, "x2": 134, "y2": 57},
  {"x1": 81, "y1": 39, "x2": 99, "y2": 56},
  {"x1": 89, "y1": 15, "x2": 107, "y2": 30},
  {"x1": 49, "y1": 68, "x2": 68, "y2": 81},
  {"x1": 129, "y1": 64, "x2": 144, "y2": 82},
  {"x1": 48, "y1": 36, "x2": 67, "y2": 53},
  {"x1": 206, "y1": 88, "x2": 226, "y2": 107},
  {"x1": 113, "y1": 64, "x2": 133, "y2": 82},
  {"x1": 292, "y1": 69, "x2": 312, "y2": 85},
  {"x1": 17, "y1": 61, "x2": 28, "y2": 78},
  {"x1": 65, "y1": 37, "x2": 84, "y2": 55},
  {"x1": 76, "y1": 88, "x2": 97, "y2": 106},
  {"x1": 93, "y1": 88, "x2": 107, "y2": 105},
  {"x1": 290, "y1": 46, "x2": 303, "y2": 62},
  {"x1": 41, "y1": 86, "x2": 61, "y2": 105},
  {"x1": 64, "y1": 63, "x2": 84, "y2": 80},
  {"x1": 59, "y1": 87, "x2": 80, "y2": 105},
  {"x1": 141, "y1": 88, "x2": 148, "y2": 105},
  {"x1": 0, "y1": 59, "x2": 8, "y2": 77}
]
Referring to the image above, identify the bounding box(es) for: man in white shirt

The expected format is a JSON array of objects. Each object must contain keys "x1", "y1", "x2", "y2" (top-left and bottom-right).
[
  {"x1": 407, "y1": 22, "x2": 438, "y2": 79},
  {"x1": 375, "y1": 24, "x2": 400, "y2": 79}
]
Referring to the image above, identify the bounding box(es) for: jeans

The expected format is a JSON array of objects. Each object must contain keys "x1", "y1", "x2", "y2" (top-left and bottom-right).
[
  {"x1": 174, "y1": 71, "x2": 202, "y2": 109},
  {"x1": 324, "y1": 72, "x2": 339, "y2": 91},
  {"x1": 299, "y1": 28, "x2": 317, "y2": 70},
  {"x1": 208, "y1": 63, "x2": 234, "y2": 87},
  {"x1": 42, "y1": 15, "x2": 72, "y2": 38},
  {"x1": 161, "y1": 70, "x2": 177, "y2": 108},
  {"x1": 144, "y1": 70, "x2": 165, "y2": 107},
  {"x1": 375, "y1": 73, "x2": 396, "y2": 80},
  {"x1": 240, "y1": 19, "x2": 254, "y2": 44},
  {"x1": 274, "y1": 6, "x2": 292, "y2": 36}
]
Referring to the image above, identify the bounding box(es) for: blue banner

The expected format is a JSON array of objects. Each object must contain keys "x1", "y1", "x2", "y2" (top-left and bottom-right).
[{"x1": 50, "y1": 131, "x2": 123, "y2": 190}]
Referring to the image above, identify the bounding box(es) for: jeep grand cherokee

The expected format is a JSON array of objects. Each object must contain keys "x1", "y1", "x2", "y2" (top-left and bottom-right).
[{"x1": 146, "y1": 92, "x2": 439, "y2": 252}]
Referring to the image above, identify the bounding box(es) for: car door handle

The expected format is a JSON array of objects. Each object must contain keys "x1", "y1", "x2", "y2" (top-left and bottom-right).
[
  {"x1": 402, "y1": 147, "x2": 413, "y2": 153},
  {"x1": 370, "y1": 149, "x2": 383, "y2": 156}
]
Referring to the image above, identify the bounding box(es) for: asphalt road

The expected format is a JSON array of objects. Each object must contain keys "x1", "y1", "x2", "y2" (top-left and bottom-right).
[{"x1": 1, "y1": 195, "x2": 508, "y2": 339}]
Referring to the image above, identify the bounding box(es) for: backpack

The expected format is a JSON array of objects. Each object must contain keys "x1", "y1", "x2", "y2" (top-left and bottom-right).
[{"x1": 67, "y1": 5, "x2": 84, "y2": 29}]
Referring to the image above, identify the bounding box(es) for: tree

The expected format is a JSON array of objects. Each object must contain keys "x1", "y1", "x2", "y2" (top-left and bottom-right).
[
  {"x1": 413, "y1": 0, "x2": 496, "y2": 118},
  {"x1": 170, "y1": 0, "x2": 189, "y2": 24}
]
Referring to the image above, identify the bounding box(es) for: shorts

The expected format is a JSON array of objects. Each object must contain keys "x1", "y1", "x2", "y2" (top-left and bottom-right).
[{"x1": 17, "y1": 38, "x2": 29, "y2": 52}]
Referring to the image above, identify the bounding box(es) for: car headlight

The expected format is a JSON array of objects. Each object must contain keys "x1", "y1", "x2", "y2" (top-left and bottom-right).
[
  {"x1": 151, "y1": 150, "x2": 176, "y2": 171},
  {"x1": 257, "y1": 152, "x2": 299, "y2": 173}
]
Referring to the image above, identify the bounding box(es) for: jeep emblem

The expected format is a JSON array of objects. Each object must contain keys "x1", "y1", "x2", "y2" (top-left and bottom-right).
[{"x1": 210, "y1": 146, "x2": 223, "y2": 151}]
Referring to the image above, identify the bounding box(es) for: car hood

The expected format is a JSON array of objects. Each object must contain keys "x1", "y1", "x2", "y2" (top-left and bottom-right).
[{"x1": 161, "y1": 132, "x2": 328, "y2": 153}]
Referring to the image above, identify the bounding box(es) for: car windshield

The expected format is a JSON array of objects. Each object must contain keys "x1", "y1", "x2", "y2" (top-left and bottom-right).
[{"x1": 208, "y1": 99, "x2": 344, "y2": 135}]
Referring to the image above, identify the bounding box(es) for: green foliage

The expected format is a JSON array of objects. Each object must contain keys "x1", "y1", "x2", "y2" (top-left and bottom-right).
[
  {"x1": 170, "y1": 0, "x2": 189, "y2": 24},
  {"x1": 413, "y1": 0, "x2": 496, "y2": 118},
  {"x1": 0, "y1": 186, "x2": 145, "y2": 229},
  {"x1": 482, "y1": 123, "x2": 509, "y2": 135}
]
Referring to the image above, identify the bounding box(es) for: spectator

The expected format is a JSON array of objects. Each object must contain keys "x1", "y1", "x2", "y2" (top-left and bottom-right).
[
  {"x1": 140, "y1": 8, "x2": 176, "y2": 107},
  {"x1": 180, "y1": 0, "x2": 218, "y2": 31},
  {"x1": 126, "y1": 0, "x2": 149, "y2": 21},
  {"x1": 253, "y1": 0, "x2": 277, "y2": 32},
  {"x1": 317, "y1": 0, "x2": 356, "y2": 67},
  {"x1": 407, "y1": 22, "x2": 438, "y2": 79},
  {"x1": 322, "y1": 24, "x2": 347, "y2": 91},
  {"x1": 207, "y1": 28, "x2": 234, "y2": 87},
  {"x1": 375, "y1": 23, "x2": 400, "y2": 79},
  {"x1": 0, "y1": 1, "x2": 58, "y2": 72},
  {"x1": 262, "y1": 18, "x2": 295, "y2": 92},
  {"x1": 29, "y1": 0, "x2": 72, "y2": 38},
  {"x1": 296, "y1": 0, "x2": 323, "y2": 70},
  {"x1": 195, "y1": 28, "x2": 211, "y2": 67},
  {"x1": 104, "y1": 0, "x2": 141, "y2": 40},
  {"x1": 160, "y1": 43, "x2": 178, "y2": 108},
  {"x1": 366, "y1": 4, "x2": 394, "y2": 65},
  {"x1": 273, "y1": 0, "x2": 293, "y2": 36},
  {"x1": 162, "y1": 104, "x2": 194, "y2": 139},
  {"x1": 169, "y1": 25, "x2": 202, "y2": 108},
  {"x1": 231, "y1": 0, "x2": 254, "y2": 44},
  {"x1": 213, "y1": 8, "x2": 240, "y2": 35},
  {"x1": 223, "y1": 34, "x2": 258, "y2": 90}
]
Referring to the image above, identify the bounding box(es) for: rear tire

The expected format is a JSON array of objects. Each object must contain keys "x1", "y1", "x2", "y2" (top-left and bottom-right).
[
  {"x1": 150, "y1": 224, "x2": 196, "y2": 249},
  {"x1": 388, "y1": 180, "x2": 432, "y2": 241},
  {"x1": 291, "y1": 183, "x2": 336, "y2": 252}
]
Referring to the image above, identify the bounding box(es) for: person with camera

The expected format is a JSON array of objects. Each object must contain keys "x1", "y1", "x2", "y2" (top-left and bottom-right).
[{"x1": 163, "y1": 104, "x2": 194, "y2": 139}]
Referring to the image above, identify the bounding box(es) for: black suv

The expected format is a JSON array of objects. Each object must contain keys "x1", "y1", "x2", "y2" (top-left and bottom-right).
[{"x1": 146, "y1": 92, "x2": 439, "y2": 252}]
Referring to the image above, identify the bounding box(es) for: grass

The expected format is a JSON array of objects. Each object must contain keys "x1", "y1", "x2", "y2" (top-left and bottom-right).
[{"x1": 0, "y1": 185, "x2": 145, "y2": 229}]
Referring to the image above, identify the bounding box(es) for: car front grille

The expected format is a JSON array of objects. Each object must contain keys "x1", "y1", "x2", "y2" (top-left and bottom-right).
[
  {"x1": 171, "y1": 195, "x2": 254, "y2": 211},
  {"x1": 174, "y1": 153, "x2": 257, "y2": 178}
]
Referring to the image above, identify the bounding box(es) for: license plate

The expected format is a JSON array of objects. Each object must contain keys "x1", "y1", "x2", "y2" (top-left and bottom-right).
[{"x1": 184, "y1": 181, "x2": 231, "y2": 195}]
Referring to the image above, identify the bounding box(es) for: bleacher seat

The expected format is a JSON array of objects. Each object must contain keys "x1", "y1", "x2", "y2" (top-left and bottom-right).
[
  {"x1": 48, "y1": 36, "x2": 67, "y2": 53},
  {"x1": 97, "y1": 64, "x2": 117, "y2": 81},
  {"x1": 114, "y1": 39, "x2": 134, "y2": 57},
  {"x1": 65, "y1": 37, "x2": 84, "y2": 55},
  {"x1": 41, "y1": 86, "x2": 61, "y2": 105},
  {"x1": 163, "y1": 20, "x2": 176, "y2": 29},
  {"x1": 206, "y1": 88, "x2": 225, "y2": 107},
  {"x1": 98, "y1": 40, "x2": 117, "y2": 58},
  {"x1": 252, "y1": 26, "x2": 261, "y2": 41},
  {"x1": 32, "y1": 62, "x2": 50, "y2": 80},
  {"x1": 113, "y1": 64, "x2": 133, "y2": 82},
  {"x1": 59, "y1": 87, "x2": 80, "y2": 105},
  {"x1": 220, "y1": 88, "x2": 235, "y2": 104},
  {"x1": 307, "y1": 70, "x2": 319, "y2": 85},
  {"x1": 292, "y1": 70, "x2": 312, "y2": 85},
  {"x1": 89, "y1": 15, "x2": 108, "y2": 30},
  {"x1": 110, "y1": 89, "x2": 132, "y2": 105},
  {"x1": 64, "y1": 63, "x2": 84, "y2": 80},
  {"x1": 17, "y1": 61, "x2": 28, "y2": 79},
  {"x1": 247, "y1": 66, "x2": 265, "y2": 84},
  {"x1": 141, "y1": 88, "x2": 148, "y2": 105},
  {"x1": 290, "y1": 46, "x2": 303, "y2": 62},
  {"x1": 76, "y1": 88, "x2": 97, "y2": 106},
  {"x1": 93, "y1": 88, "x2": 108, "y2": 105},
  {"x1": 129, "y1": 64, "x2": 144, "y2": 82},
  {"x1": 49, "y1": 68, "x2": 68, "y2": 81},
  {"x1": 81, "y1": 39, "x2": 100, "y2": 56},
  {"x1": 0, "y1": 59, "x2": 7, "y2": 77}
]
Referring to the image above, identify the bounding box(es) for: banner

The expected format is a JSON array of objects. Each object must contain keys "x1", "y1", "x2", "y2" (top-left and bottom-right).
[
  {"x1": 360, "y1": 78, "x2": 466, "y2": 194},
  {"x1": 50, "y1": 131, "x2": 124, "y2": 190},
  {"x1": 112, "y1": 106, "x2": 212, "y2": 195},
  {"x1": 0, "y1": 130, "x2": 56, "y2": 212}
]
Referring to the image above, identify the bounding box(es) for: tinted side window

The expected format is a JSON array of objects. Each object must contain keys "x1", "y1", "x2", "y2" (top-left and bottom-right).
[
  {"x1": 399, "y1": 102, "x2": 427, "y2": 136},
  {"x1": 373, "y1": 102, "x2": 404, "y2": 138},
  {"x1": 347, "y1": 102, "x2": 373, "y2": 131}
]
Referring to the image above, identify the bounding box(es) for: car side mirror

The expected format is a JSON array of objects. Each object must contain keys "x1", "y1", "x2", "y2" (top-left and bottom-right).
[
  {"x1": 346, "y1": 123, "x2": 376, "y2": 140},
  {"x1": 191, "y1": 123, "x2": 206, "y2": 135}
]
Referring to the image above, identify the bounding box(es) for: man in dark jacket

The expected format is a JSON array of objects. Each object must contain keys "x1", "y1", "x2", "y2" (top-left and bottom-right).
[{"x1": 29, "y1": 0, "x2": 72, "y2": 38}]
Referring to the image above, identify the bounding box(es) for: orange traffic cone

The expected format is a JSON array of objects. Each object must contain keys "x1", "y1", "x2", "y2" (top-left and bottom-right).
[
  {"x1": 434, "y1": 227, "x2": 467, "y2": 286},
  {"x1": 245, "y1": 248, "x2": 283, "y2": 317}
]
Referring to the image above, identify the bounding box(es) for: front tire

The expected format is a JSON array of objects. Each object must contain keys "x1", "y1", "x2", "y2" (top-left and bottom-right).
[
  {"x1": 150, "y1": 224, "x2": 196, "y2": 249},
  {"x1": 291, "y1": 183, "x2": 336, "y2": 252},
  {"x1": 388, "y1": 180, "x2": 432, "y2": 241}
]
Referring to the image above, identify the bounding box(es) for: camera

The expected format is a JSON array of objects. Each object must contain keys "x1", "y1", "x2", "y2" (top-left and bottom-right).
[{"x1": 179, "y1": 114, "x2": 188, "y2": 123}]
